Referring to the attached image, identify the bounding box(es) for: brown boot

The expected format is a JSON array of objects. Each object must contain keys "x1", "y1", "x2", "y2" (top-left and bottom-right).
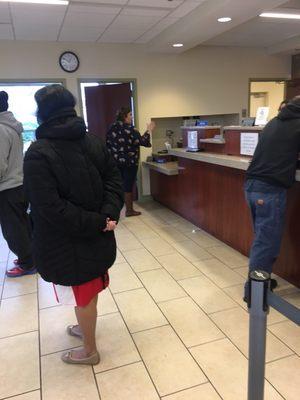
[{"x1": 125, "y1": 192, "x2": 141, "y2": 217}]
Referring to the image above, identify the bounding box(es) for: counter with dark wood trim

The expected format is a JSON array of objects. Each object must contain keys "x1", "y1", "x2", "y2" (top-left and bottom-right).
[{"x1": 149, "y1": 148, "x2": 300, "y2": 287}]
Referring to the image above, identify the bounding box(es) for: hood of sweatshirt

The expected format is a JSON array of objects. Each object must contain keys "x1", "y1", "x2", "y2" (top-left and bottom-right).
[
  {"x1": 278, "y1": 103, "x2": 300, "y2": 121},
  {"x1": 0, "y1": 111, "x2": 23, "y2": 136}
]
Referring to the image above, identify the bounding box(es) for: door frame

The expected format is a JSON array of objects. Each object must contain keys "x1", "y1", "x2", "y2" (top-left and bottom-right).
[
  {"x1": 248, "y1": 78, "x2": 287, "y2": 117},
  {"x1": 77, "y1": 78, "x2": 139, "y2": 129}
]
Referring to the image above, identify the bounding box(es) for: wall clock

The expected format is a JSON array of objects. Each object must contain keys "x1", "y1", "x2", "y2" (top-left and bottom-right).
[{"x1": 59, "y1": 51, "x2": 80, "y2": 73}]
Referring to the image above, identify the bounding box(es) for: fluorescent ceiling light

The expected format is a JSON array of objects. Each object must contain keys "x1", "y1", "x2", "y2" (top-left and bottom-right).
[
  {"x1": 0, "y1": 0, "x2": 68, "y2": 4},
  {"x1": 260, "y1": 12, "x2": 300, "y2": 19},
  {"x1": 173, "y1": 43, "x2": 183, "y2": 48},
  {"x1": 218, "y1": 17, "x2": 232, "y2": 22}
]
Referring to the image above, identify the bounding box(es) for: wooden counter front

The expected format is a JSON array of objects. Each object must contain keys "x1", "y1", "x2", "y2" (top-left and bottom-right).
[{"x1": 150, "y1": 156, "x2": 300, "y2": 287}]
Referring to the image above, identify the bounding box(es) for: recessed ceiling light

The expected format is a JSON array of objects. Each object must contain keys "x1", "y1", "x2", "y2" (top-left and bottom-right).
[
  {"x1": 260, "y1": 12, "x2": 300, "y2": 19},
  {"x1": 217, "y1": 17, "x2": 232, "y2": 22},
  {"x1": 0, "y1": 0, "x2": 68, "y2": 4},
  {"x1": 172, "y1": 43, "x2": 183, "y2": 48}
]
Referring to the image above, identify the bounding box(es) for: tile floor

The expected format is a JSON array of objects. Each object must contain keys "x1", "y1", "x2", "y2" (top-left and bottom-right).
[{"x1": 0, "y1": 200, "x2": 300, "y2": 400}]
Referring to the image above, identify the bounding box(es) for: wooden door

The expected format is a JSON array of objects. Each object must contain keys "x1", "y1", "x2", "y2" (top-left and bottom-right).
[
  {"x1": 85, "y1": 83, "x2": 132, "y2": 140},
  {"x1": 286, "y1": 79, "x2": 300, "y2": 100}
]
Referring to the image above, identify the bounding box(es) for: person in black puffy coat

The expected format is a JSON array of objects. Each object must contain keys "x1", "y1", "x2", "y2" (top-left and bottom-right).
[{"x1": 24, "y1": 85, "x2": 124, "y2": 365}]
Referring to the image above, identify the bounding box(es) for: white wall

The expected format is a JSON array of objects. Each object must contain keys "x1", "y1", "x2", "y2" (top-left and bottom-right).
[
  {"x1": 0, "y1": 40, "x2": 291, "y2": 194},
  {"x1": 250, "y1": 81, "x2": 285, "y2": 119}
]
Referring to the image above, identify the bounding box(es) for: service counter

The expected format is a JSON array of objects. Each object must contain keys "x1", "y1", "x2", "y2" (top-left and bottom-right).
[{"x1": 144, "y1": 146, "x2": 300, "y2": 288}]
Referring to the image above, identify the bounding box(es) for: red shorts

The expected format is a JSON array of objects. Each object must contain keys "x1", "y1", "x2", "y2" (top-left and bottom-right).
[{"x1": 53, "y1": 272, "x2": 109, "y2": 307}]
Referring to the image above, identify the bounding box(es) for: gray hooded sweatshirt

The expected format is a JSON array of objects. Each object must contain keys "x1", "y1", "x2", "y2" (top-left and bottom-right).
[{"x1": 0, "y1": 111, "x2": 24, "y2": 192}]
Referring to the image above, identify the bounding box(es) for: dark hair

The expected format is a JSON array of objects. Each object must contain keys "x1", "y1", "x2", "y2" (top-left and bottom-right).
[
  {"x1": 290, "y1": 96, "x2": 300, "y2": 107},
  {"x1": 0, "y1": 91, "x2": 8, "y2": 112},
  {"x1": 35, "y1": 84, "x2": 76, "y2": 123},
  {"x1": 116, "y1": 107, "x2": 131, "y2": 122},
  {"x1": 278, "y1": 99, "x2": 288, "y2": 111}
]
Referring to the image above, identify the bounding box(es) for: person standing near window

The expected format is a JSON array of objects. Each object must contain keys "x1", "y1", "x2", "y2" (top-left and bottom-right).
[
  {"x1": 106, "y1": 107, "x2": 155, "y2": 217},
  {"x1": 0, "y1": 91, "x2": 36, "y2": 278}
]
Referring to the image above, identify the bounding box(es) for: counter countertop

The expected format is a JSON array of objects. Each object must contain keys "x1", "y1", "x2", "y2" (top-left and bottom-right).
[
  {"x1": 169, "y1": 148, "x2": 300, "y2": 182},
  {"x1": 223, "y1": 125, "x2": 264, "y2": 131},
  {"x1": 181, "y1": 125, "x2": 221, "y2": 130},
  {"x1": 143, "y1": 161, "x2": 179, "y2": 176}
]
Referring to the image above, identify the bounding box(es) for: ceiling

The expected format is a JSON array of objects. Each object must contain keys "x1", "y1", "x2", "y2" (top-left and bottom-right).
[{"x1": 0, "y1": 0, "x2": 300, "y2": 54}]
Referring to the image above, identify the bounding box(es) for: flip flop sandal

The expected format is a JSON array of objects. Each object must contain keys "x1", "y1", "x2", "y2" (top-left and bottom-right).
[
  {"x1": 61, "y1": 350, "x2": 100, "y2": 365},
  {"x1": 67, "y1": 325, "x2": 83, "y2": 339}
]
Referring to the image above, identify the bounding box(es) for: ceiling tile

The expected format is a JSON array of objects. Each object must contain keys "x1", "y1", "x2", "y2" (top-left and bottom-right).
[
  {"x1": 71, "y1": 0, "x2": 127, "y2": 3},
  {"x1": 121, "y1": 6, "x2": 170, "y2": 17},
  {"x1": 68, "y1": 3, "x2": 122, "y2": 14},
  {"x1": 106, "y1": 14, "x2": 161, "y2": 29},
  {"x1": 59, "y1": 26, "x2": 104, "y2": 42},
  {"x1": 99, "y1": 29, "x2": 143, "y2": 43},
  {"x1": 64, "y1": 9, "x2": 116, "y2": 28},
  {"x1": 168, "y1": 0, "x2": 205, "y2": 19},
  {"x1": 14, "y1": 24, "x2": 59, "y2": 41},
  {"x1": 128, "y1": 0, "x2": 184, "y2": 8},
  {"x1": 0, "y1": 24, "x2": 14, "y2": 40},
  {"x1": 0, "y1": 3, "x2": 11, "y2": 24},
  {"x1": 11, "y1": 4, "x2": 66, "y2": 26},
  {"x1": 135, "y1": 17, "x2": 179, "y2": 43}
]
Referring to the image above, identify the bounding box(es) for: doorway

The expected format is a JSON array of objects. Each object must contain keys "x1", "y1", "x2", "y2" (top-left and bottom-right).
[
  {"x1": 0, "y1": 81, "x2": 64, "y2": 151},
  {"x1": 249, "y1": 79, "x2": 286, "y2": 120}
]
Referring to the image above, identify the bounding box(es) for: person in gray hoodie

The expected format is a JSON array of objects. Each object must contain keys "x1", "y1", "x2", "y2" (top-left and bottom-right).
[{"x1": 0, "y1": 91, "x2": 36, "y2": 277}]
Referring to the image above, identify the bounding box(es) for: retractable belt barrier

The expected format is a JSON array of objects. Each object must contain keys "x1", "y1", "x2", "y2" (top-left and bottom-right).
[{"x1": 247, "y1": 270, "x2": 300, "y2": 400}]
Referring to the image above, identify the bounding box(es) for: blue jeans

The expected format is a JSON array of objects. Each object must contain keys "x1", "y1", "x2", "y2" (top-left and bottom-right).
[{"x1": 245, "y1": 179, "x2": 287, "y2": 274}]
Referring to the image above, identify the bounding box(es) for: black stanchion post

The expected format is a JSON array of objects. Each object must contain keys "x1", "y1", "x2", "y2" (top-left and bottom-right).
[{"x1": 247, "y1": 270, "x2": 270, "y2": 400}]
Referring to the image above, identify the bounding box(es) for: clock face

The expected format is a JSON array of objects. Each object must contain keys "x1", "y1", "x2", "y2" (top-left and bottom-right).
[{"x1": 59, "y1": 51, "x2": 79, "y2": 73}]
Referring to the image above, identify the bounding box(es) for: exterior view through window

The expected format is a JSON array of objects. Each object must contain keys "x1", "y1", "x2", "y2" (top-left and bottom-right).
[{"x1": 0, "y1": 82, "x2": 62, "y2": 151}]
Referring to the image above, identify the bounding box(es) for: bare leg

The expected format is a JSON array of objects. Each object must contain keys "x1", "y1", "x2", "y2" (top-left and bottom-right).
[{"x1": 70, "y1": 294, "x2": 98, "y2": 359}]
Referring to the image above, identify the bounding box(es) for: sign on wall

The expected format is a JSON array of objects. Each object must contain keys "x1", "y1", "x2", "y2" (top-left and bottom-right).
[{"x1": 240, "y1": 132, "x2": 259, "y2": 156}]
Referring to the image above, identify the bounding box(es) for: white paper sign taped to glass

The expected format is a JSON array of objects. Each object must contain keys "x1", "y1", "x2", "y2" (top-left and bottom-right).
[
  {"x1": 255, "y1": 106, "x2": 269, "y2": 126},
  {"x1": 187, "y1": 130, "x2": 198, "y2": 151},
  {"x1": 240, "y1": 132, "x2": 259, "y2": 156}
]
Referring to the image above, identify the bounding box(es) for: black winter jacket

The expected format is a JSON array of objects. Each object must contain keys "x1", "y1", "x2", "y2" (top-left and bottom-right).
[
  {"x1": 24, "y1": 109, "x2": 124, "y2": 286},
  {"x1": 246, "y1": 103, "x2": 300, "y2": 188}
]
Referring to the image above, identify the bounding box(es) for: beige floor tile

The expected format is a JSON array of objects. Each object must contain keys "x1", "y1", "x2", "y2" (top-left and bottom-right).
[
  {"x1": 141, "y1": 237, "x2": 176, "y2": 257},
  {"x1": 0, "y1": 332, "x2": 40, "y2": 399},
  {"x1": 223, "y1": 284, "x2": 287, "y2": 325},
  {"x1": 211, "y1": 307, "x2": 293, "y2": 363},
  {"x1": 235, "y1": 266, "x2": 248, "y2": 278},
  {"x1": 269, "y1": 321, "x2": 300, "y2": 355},
  {"x1": 155, "y1": 227, "x2": 189, "y2": 244},
  {"x1": 96, "y1": 362, "x2": 160, "y2": 400},
  {"x1": 8, "y1": 391, "x2": 41, "y2": 400},
  {"x1": 0, "y1": 293, "x2": 38, "y2": 338},
  {"x1": 191, "y1": 338, "x2": 284, "y2": 400},
  {"x1": 162, "y1": 383, "x2": 222, "y2": 400},
  {"x1": 194, "y1": 258, "x2": 245, "y2": 288},
  {"x1": 171, "y1": 241, "x2": 212, "y2": 263},
  {"x1": 207, "y1": 246, "x2": 249, "y2": 268},
  {"x1": 129, "y1": 225, "x2": 160, "y2": 240},
  {"x1": 140, "y1": 215, "x2": 170, "y2": 229},
  {"x1": 114, "y1": 288, "x2": 167, "y2": 333},
  {"x1": 40, "y1": 305, "x2": 80, "y2": 355},
  {"x1": 178, "y1": 276, "x2": 236, "y2": 314},
  {"x1": 159, "y1": 297, "x2": 224, "y2": 347},
  {"x1": 115, "y1": 250, "x2": 126, "y2": 264},
  {"x1": 94, "y1": 313, "x2": 140, "y2": 373},
  {"x1": 2, "y1": 274, "x2": 37, "y2": 299},
  {"x1": 169, "y1": 220, "x2": 199, "y2": 234},
  {"x1": 97, "y1": 288, "x2": 118, "y2": 316},
  {"x1": 283, "y1": 290, "x2": 300, "y2": 308},
  {"x1": 122, "y1": 248, "x2": 162, "y2": 273},
  {"x1": 157, "y1": 253, "x2": 202, "y2": 280},
  {"x1": 138, "y1": 269, "x2": 186, "y2": 303},
  {"x1": 0, "y1": 261, "x2": 7, "y2": 283},
  {"x1": 151, "y1": 209, "x2": 182, "y2": 224},
  {"x1": 109, "y1": 262, "x2": 143, "y2": 294},
  {"x1": 38, "y1": 277, "x2": 59, "y2": 309},
  {"x1": 266, "y1": 355, "x2": 300, "y2": 400},
  {"x1": 0, "y1": 242, "x2": 9, "y2": 262},
  {"x1": 133, "y1": 325, "x2": 207, "y2": 396},
  {"x1": 116, "y1": 232, "x2": 143, "y2": 252},
  {"x1": 185, "y1": 231, "x2": 223, "y2": 248},
  {"x1": 41, "y1": 352, "x2": 99, "y2": 400}
]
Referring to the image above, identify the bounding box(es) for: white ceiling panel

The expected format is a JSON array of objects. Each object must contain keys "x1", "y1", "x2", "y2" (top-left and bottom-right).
[
  {"x1": 99, "y1": 30, "x2": 143, "y2": 43},
  {"x1": 64, "y1": 7, "x2": 117, "y2": 28},
  {"x1": 11, "y1": 4, "x2": 66, "y2": 26},
  {"x1": 68, "y1": 3, "x2": 121, "y2": 14},
  {"x1": 128, "y1": 0, "x2": 184, "y2": 8},
  {"x1": 135, "y1": 17, "x2": 179, "y2": 43},
  {"x1": 121, "y1": 6, "x2": 170, "y2": 17},
  {"x1": 71, "y1": 0, "x2": 127, "y2": 3},
  {"x1": 59, "y1": 26, "x2": 104, "y2": 42},
  {"x1": 0, "y1": 3, "x2": 11, "y2": 24},
  {"x1": 14, "y1": 24, "x2": 59, "y2": 41},
  {"x1": 0, "y1": 24, "x2": 14, "y2": 40},
  {"x1": 106, "y1": 14, "x2": 162, "y2": 29},
  {"x1": 168, "y1": 0, "x2": 206, "y2": 19}
]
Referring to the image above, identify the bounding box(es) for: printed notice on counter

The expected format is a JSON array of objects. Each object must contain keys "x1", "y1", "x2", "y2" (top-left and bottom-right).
[{"x1": 240, "y1": 132, "x2": 259, "y2": 156}]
